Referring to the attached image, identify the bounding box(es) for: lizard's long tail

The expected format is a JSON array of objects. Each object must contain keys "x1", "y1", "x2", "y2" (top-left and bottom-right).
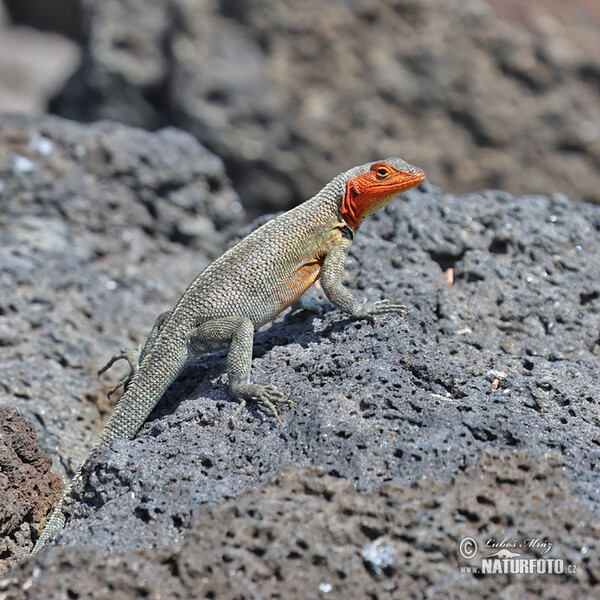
[{"x1": 32, "y1": 340, "x2": 190, "y2": 554}]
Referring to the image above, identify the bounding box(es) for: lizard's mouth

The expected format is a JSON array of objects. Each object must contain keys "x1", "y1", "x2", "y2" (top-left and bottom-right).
[
  {"x1": 396, "y1": 170, "x2": 426, "y2": 192},
  {"x1": 377, "y1": 169, "x2": 426, "y2": 200}
]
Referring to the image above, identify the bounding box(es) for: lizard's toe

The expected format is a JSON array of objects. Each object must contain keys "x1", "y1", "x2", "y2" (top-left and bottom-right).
[
  {"x1": 368, "y1": 300, "x2": 407, "y2": 316},
  {"x1": 230, "y1": 383, "x2": 293, "y2": 424},
  {"x1": 262, "y1": 385, "x2": 294, "y2": 405}
]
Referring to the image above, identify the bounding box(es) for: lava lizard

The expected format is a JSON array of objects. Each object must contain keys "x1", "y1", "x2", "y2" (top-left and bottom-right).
[{"x1": 32, "y1": 157, "x2": 425, "y2": 553}]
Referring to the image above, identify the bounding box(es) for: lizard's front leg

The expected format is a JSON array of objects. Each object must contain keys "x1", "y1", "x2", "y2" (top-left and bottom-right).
[
  {"x1": 320, "y1": 240, "x2": 407, "y2": 323},
  {"x1": 189, "y1": 316, "x2": 293, "y2": 425}
]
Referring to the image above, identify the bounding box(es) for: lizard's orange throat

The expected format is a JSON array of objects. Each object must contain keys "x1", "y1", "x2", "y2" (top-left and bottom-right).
[{"x1": 341, "y1": 169, "x2": 425, "y2": 231}]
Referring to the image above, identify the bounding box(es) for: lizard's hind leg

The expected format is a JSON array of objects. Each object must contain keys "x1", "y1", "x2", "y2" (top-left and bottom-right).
[
  {"x1": 98, "y1": 344, "x2": 143, "y2": 396},
  {"x1": 99, "y1": 310, "x2": 172, "y2": 395}
]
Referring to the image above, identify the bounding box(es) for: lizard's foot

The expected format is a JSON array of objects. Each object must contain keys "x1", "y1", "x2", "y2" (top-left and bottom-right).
[
  {"x1": 288, "y1": 296, "x2": 328, "y2": 318},
  {"x1": 98, "y1": 344, "x2": 142, "y2": 396},
  {"x1": 230, "y1": 384, "x2": 295, "y2": 427},
  {"x1": 355, "y1": 299, "x2": 407, "y2": 325}
]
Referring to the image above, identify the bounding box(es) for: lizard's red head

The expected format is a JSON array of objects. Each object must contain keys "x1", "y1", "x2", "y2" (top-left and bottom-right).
[{"x1": 341, "y1": 159, "x2": 425, "y2": 231}]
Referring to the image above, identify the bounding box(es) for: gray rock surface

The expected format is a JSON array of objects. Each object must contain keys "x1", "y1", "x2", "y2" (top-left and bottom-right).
[
  {"x1": 50, "y1": 0, "x2": 600, "y2": 213},
  {"x1": 3, "y1": 456, "x2": 599, "y2": 598},
  {"x1": 1, "y1": 114, "x2": 599, "y2": 596}
]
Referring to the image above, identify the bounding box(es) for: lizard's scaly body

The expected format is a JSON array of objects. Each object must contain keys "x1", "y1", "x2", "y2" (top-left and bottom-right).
[{"x1": 32, "y1": 157, "x2": 425, "y2": 553}]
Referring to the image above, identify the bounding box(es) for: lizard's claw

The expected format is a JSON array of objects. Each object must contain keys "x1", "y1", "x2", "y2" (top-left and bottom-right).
[
  {"x1": 358, "y1": 299, "x2": 407, "y2": 325},
  {"x1": 230, "y1": 383, "x2": 295, "y2": 427},
  {"x1": 366, "y1": 299, "x2": 407, "y2": 316}
]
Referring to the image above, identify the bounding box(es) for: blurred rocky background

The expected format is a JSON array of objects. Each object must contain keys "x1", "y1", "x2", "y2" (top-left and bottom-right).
[
  {"x1": 1, "y1": 0, "x2": 599, "y2": 213},
  {"x1": 0, "y1": 1, "x2": 79, "y2": 113}
]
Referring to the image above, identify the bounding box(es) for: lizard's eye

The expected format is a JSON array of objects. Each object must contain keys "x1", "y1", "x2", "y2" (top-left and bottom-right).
[{"x1": 375, "y1": 167, "x2": 390, "y2": 179}]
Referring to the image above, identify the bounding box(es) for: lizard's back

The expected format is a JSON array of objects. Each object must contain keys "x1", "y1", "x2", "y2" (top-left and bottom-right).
[{"x1": 172, "y1": 194, "x2": 341, "y2": 329}]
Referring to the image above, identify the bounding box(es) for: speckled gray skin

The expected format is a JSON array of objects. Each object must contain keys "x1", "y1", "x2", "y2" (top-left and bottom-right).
[{"x1": 32, "y1": 157, "x2": 424, "y2": 553}]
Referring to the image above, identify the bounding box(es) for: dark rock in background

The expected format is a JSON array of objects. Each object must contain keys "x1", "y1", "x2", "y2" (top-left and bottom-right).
[
  {"x1": 46, "y1": 0, "x2": 600, "y2": 213},
  {"x1": 0, "y1": 3, "x2": 79, "y2": 113},
  {"x1": 0, "y1": 406, "x2": 63, "y2": 574},
  {"x1": 3, "y1": 0, "x2": 83, "y2": 40},
  {"x1": 1, "y1": 114, "x2": 599, "y2": 595}
]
